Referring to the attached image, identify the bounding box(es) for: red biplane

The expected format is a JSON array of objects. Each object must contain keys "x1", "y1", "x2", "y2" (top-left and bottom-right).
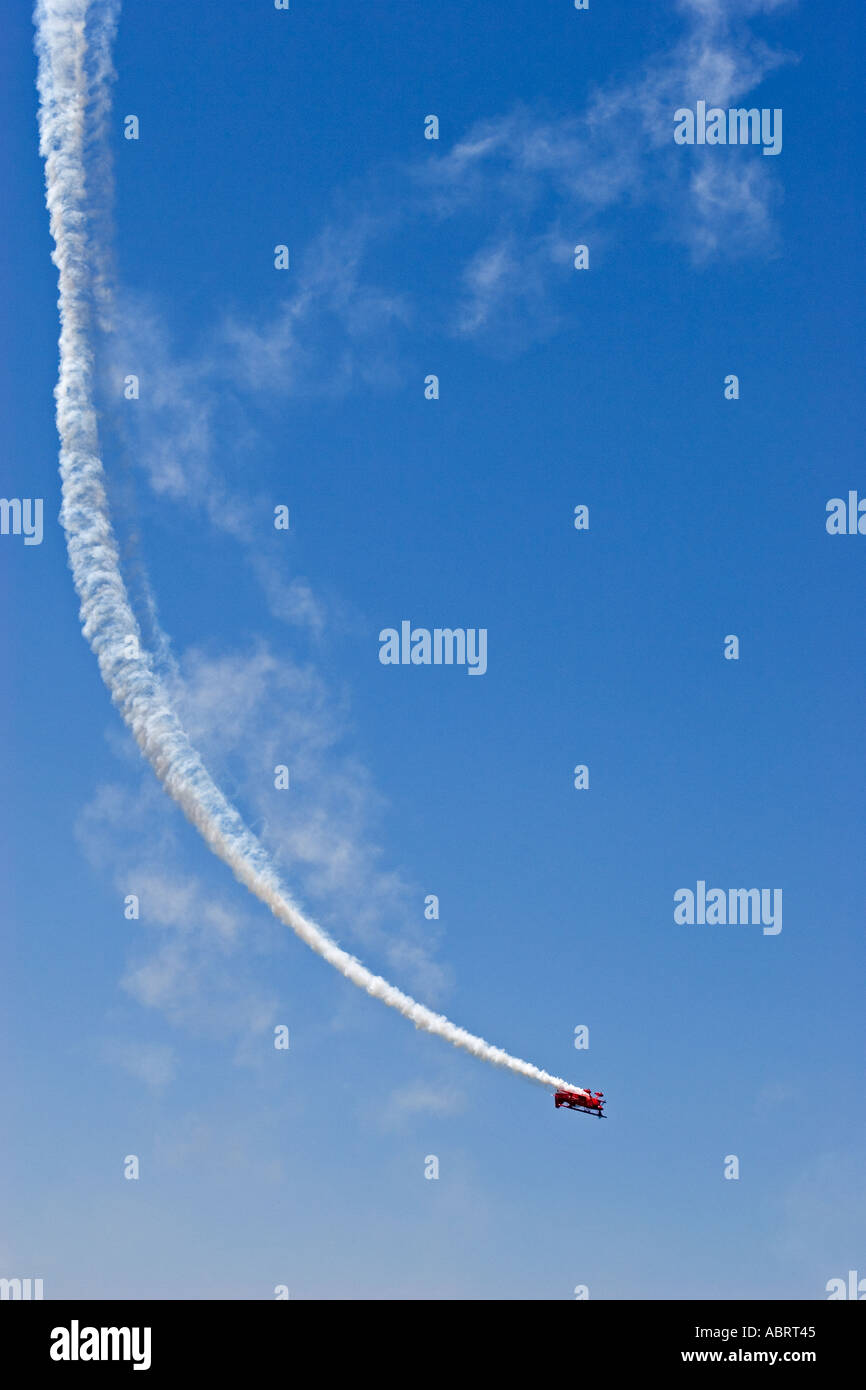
[{"x1": 554, "y1": 1088, "x2": 605, "y2": 1117}]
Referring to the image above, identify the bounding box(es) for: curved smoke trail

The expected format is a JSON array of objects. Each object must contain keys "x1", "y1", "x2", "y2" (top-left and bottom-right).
[{"x1": 34, "y1": 0, "x2": 584, "y2": 1098}]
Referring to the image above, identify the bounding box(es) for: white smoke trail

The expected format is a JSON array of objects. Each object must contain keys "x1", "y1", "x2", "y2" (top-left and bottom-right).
[{"x1": 34, "y1": 0, "x2": 586, "y2": 1099}]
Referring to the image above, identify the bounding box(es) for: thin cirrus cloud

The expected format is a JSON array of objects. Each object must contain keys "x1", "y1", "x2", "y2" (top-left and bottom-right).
[
  {"x1": 76, "y1": 639, "x2": 452, "y2": 1060},
  {"x1": 167, "y1": 643, "x2": 452, "y2": 1004},
  {"x1": 108, "y1": 1041, "x2": 177, "y2": 1093},
  {"x1": 223, "y1": 0, "x2": 794, "y2": 371},
  {"x1": 101, "y1": 291, "x2": 328, "y2": 640},
  {"x1": 76, "y1": 781, "x2": 281, "y2": 1043},
  {"x1": 103, "y1": 0, "x2": 795, "y2": 587},
  {"x1": 416, "y1": 0, "x2": 794, "y2": 341},
  {"x1": 113, "y1": 0, "x2": 795, "y2": 454},
  {"x1": 382, "y1": 1082, "x2": 468, "y2": 1127}
]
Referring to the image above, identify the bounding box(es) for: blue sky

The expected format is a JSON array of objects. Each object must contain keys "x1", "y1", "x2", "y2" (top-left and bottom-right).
[{"x1": 2, "y1": 0, "x2": 864, "y2": 1299}]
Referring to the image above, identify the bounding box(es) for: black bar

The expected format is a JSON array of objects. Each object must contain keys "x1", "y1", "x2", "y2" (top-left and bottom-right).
[{"x1": 3, "y1": 1298, "x2": 861, "y2": 1376}]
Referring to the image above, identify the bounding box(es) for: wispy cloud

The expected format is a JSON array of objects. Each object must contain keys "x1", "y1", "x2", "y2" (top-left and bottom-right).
[
  {"x1": 414, "y1": 0, "x2": 794, "y2": 341},
  {"x1": 100, "y1": 292, "x2": 328, "y2": 638},
  {"x1": 76, "y1": 636, "x2": 452, "y2": 1053},
  {"x1": 382, "y1": 1081, "x2": 468, "y2": 1127},
  {"x1": 108, "y1": 1040, "x2": 177, "y2": 1092},
  {"x1": 221, "y1": 214, "x2": 411, "y2": 398},
  {"x1": 77, "y1": 784, "x2": 279, "y2": 1041},
  {"x1": 98, "y1": 0, "x2": 796, "y2": 567},
  {"x1": 170, "y1": 642, "x2": 451, "y2": 1000}
]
